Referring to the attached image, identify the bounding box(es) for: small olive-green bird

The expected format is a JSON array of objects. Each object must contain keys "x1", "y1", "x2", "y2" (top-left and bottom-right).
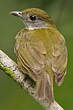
[{"x1": 10, "y1": 8, "x2": 67, "y2": 103}]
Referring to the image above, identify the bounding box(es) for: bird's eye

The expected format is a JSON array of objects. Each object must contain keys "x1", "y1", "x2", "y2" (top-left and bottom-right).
[{"x1": 30, "y1": 15, "x2": 36, "y2": 21}]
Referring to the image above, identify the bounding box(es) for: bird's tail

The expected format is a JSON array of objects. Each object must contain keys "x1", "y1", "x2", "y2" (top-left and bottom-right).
[{"x1": 36, "y1": 72, "x2": 54, "y2": 104}]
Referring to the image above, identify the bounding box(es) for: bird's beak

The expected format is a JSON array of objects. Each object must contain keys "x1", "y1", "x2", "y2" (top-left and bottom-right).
[{"x1": 10, "y1": 11, "x2": 22, "y2": 17}]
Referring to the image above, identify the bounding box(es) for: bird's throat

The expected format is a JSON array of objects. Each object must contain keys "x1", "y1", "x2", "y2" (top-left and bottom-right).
[{"x1": 25, "y1": 26, "x2": 49, "y2": 30}]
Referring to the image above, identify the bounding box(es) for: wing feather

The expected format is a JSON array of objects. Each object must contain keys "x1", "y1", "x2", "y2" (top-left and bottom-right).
[
  {"x1": 15, "y1": 32, "x2": 46, "y2": 81},
  {"x1": 52, "y1": 34, "x2": 67, "y2": 86}
]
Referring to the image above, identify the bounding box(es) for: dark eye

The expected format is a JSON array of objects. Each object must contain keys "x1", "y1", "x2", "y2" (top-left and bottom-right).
[{"x1": 30, "y1": 15, "x2": 36, "y2": 21}]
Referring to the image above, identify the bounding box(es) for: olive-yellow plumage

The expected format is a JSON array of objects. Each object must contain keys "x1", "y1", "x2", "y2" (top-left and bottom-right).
[{"x1": 10, "y1": 8, "x2": 67, "y2": 104}]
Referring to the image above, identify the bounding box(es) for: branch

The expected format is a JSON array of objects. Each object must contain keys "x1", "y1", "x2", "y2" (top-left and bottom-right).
[{"x1": 0, "y1": 50, "x2": 64, "y2": 110}]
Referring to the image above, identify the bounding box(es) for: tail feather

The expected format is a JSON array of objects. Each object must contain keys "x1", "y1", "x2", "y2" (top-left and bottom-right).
[{"x1": 36, "y1": 73, "x2": 54, "y2": 103}]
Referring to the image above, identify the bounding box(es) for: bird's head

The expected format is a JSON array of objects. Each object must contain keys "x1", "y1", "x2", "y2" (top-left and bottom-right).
[{"x1": 10, "y1": 8, "x2": 55, "y2": 30}]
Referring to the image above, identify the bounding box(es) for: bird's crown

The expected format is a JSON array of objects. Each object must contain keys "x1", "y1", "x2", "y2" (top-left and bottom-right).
[{"x1": 22, "y1": 8, "x2": 54, "y2": 24}]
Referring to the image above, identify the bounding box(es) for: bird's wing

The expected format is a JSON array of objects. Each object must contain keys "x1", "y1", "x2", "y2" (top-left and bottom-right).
[
  {"x1": 15, "y1": 29, "x2": 54, "y2": 101},
  {"x1": 15, "y1": 32, "x2": 47, "y2": 81},
  {"x1": 15, "y1": 31, "x2": 54, "y2": 102},
  {"x1": 52, "y1": 34, "x2": 67, "y2": 86}
]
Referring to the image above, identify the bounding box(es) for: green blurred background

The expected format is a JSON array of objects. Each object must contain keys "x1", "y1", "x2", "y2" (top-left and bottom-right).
[{"x1": 0, "y1": 0, "x2": 73, "y2": 110}]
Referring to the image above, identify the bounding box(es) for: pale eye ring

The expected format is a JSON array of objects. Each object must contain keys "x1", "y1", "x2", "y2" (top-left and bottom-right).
[{"x1": 30, "y1": 15, "x2": 36, "y2": 21}]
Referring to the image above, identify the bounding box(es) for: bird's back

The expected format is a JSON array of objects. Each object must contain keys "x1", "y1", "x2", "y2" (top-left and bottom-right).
[{"x1": 15, "y1": 27, "x2": 67, "y2": 85}]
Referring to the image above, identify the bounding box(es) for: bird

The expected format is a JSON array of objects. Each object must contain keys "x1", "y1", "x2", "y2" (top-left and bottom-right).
[{"x1": 10, "y1": 8, "x2": 67, "y2": 104}]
